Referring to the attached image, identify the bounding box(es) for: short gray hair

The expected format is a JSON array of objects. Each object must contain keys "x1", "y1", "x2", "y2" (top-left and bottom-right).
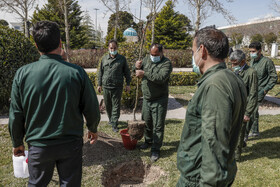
[{"x1": 229, "y1": 50, "x2": 246, "y2": 63}]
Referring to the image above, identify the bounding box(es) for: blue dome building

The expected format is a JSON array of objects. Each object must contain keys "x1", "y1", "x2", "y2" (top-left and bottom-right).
[{"x1": 123, "y1": 27, "x2": 138, "y2": 42}]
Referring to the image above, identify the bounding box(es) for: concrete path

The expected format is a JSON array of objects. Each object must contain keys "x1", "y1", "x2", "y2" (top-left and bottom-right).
[{"x1": 1, "y1": 94, "x2": 280, "y2": 125}]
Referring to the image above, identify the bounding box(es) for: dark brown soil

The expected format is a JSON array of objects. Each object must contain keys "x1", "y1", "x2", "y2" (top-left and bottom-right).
[
  {"x1": 127, "y1": 120, "x2": 145, "y2": 140},
  {"x1": 259, "y1": 100, "x2": 280, "y2": 109},
  {"x1": 102, "y1": 160, "x2": 165, "y2": 187}
]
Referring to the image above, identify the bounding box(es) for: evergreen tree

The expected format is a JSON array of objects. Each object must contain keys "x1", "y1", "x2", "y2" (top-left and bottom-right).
[
  {"x1": 107, "y1": 11, "x2": 136, "y2": 36},
  {"x1": 105, "y1": 28, "x2": 126, "y2": 46},
  {"x1": 32, "y1": 0, "x2": 88, "y2": 49},
  {"x1": 146, "y1": 0, "x2": 192, "y2": 49}
]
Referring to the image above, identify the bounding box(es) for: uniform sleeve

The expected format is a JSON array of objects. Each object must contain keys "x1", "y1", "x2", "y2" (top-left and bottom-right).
[
  {"x1": 98, "y1": 58, "x2": 104, "y2": 86},
  {"x1": 200, "y1": 84, "x2": 232, "y2": 186},
  {"x1": 264, "y1": 59, "x2": 277, "y2": 92},
  {"x1": 9, "y1": 71, "x2": 25, "y2": 148},
  {"x1": 144, "y1": 61, "x2": 172, "y2": 84},
  {"x1": 123, "y1": 57, "x2": 132, "y2": 86},
  {"x1": 245, "y1": 70, "x2": 258, "y2": 117},
  {"x1": 81, "y1": 70, "x2": 101, "y2": 133}
]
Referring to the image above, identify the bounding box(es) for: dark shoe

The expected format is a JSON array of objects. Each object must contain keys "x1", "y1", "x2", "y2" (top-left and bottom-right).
[
  {"x1": 139, "y1": 143, "x2": 151, "y2": 150},
  {"x1": 248, "y1": 132, "x2": 259, "y2": 138},
  {"x1": 150, "y1": 152, "x2": 159, "y2": 162},
  {"x1": 112, "y1": 126, "x2": 119, "y2": 133}
]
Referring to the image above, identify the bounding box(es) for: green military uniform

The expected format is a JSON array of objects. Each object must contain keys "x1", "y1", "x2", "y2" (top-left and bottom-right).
[
  {"x1": 177, "y1": 63, "x2": 247, "y2": 187},
  {"x1": 9, "y1": 54, "x2": 100, "y2": 147},
  {"x1": 235, "y1": 64, "x2": 258, "y2": 160},
  {"x1": 98, "y1": 53, "x2": 131, "y2": 127},
  {"x1": 139, "y1": 55, "x2": 172, "y2": 153},
  {"x1": 247, "y1": 55, "x2": 277, "y2": 135}
]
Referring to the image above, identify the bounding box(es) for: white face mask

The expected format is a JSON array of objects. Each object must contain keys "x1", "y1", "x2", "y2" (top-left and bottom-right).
[{"x1": 192, "y1": 47, "x2": 202, "y2": 75}]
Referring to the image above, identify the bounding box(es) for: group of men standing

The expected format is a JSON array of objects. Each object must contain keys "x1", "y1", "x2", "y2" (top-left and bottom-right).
[{"x1": 8, "y1": 20, "x2": 278, "y2": 186}]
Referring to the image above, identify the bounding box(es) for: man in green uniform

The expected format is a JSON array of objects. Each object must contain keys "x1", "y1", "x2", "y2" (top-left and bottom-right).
[
  {"x1": 177, "y1": 27, "x2": 247, "y2": 186},
  {"x1": 230, "y1": 50, "x2": 258, "y2": 161},
  {"x1": 9, "y1": 21, "x2": 100, "y2": 186},
  {"x1": 98, "y1": 40, "x2": 131, "y2": 132},
  {"x1": 246, "y1": 42, "x2": 278, "y2": 138},
  {"x1": 135, "y1": 43, "x2": 172, "y2": 162}
]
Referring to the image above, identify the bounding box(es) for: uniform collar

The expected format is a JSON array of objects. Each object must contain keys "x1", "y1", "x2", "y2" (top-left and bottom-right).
[
  {"x1": 40, "y1": 54, "x2": 63, "y2": 60},
  {"x1": 252, "y1": 54, "x2": 264, "y2": 64},
  {"x1": 107, "y1": 53, "x2": 119, "y2": 60},
  {"x1": 197, "y1": 62, "x2": 227, "y2": 86}
]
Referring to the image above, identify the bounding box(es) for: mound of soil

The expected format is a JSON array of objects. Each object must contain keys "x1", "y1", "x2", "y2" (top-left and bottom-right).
[{"x1": 127, "y1": 120, "x2": 145, "y2": 140}]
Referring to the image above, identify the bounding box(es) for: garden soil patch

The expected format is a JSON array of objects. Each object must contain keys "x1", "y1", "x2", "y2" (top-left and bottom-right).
[
  {"x1": 102, "y1": 160, "x2": 165, "y2": 187},
  {"x1": 82, "y1": 132, "x2": 129, "y2": 166}
]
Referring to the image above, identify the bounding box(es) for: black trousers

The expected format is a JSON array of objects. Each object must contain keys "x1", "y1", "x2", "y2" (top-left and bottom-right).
[{"x1": 27, "y1": 139, "x2": 83, "y2": 187}]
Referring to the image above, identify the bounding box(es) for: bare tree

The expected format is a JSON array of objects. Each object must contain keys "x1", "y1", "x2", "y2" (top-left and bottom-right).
[
  {"x1": 0, "y1": 0, "x2": 37, "y2": 38},
  {"x1": 185, "y1": 0, "x2": 236, "y2": 31},
  {"x1": 143, "y1": 0, "x2": 165, "y2": 43},
  {"x1": 271, "y1": 0, "x2": 280, "y2": 13},
  {"x1": 58, "y1": 0, "x2": 70, "y2": 61},
  {"x1": 101, "y1": 0, "x2": 130, "y2": 40}
]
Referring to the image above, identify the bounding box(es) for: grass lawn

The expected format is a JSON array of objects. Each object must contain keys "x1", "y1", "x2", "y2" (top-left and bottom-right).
[
  {"x1": 272, "y1": 58, "x2": 280, "y2": 66},
  {"x1": 1, "y1": 114, "x2": 280, "y2": 186}
]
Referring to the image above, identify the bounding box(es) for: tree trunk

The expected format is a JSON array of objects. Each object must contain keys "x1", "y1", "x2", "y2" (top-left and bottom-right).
[
  {"x1": 195, "y1": 0, "x2": 201, "y2": 32},
  {"x1": 114, "y1": 0, "x2": 119, "y2": 40},
  {"x1": 151, "y1": 0, "x2": 156, "y2": 44},
  {"x1": 64, "y1": 0, "x2": 70, "y2": 61},
  {"x1": 24, "y1": 1, "x2": 29, "y2": 38}
]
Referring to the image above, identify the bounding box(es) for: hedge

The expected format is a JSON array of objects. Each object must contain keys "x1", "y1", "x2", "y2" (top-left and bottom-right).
[{"x1": 68, "y1": 46, "x2": 192, "y2": 68}]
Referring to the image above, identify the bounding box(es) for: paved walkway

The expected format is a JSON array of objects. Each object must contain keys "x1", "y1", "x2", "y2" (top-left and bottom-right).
[{"x1": 1, "y1": 94, "x2": 280, "y2": 125}]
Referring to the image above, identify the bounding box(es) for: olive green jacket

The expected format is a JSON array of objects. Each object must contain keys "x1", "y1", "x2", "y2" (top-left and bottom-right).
[
  {"x1": 98, "y1": 53, "x2": 131, "y2": 89},
  {"x1": 250, "y1": 55, "x2": 277, "y2": 102},
  {"x1": 139, "y1": 55, "x2": 172, "y2": 101},
  {"x1": 237, "y1": 64, "x2": 258, "y2": 117},
  {"x1": 177, "y1": 63, "x2": 247, "y2": 186},
  {"x1": 9, "y1": 54, "x2": 100, "y2": 147}
]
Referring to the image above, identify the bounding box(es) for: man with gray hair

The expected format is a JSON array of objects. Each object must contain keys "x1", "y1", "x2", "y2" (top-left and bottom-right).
[
  {"x1": 177, "y1": 27, "x2": 247, "y2": 186},
  {"x1": 230, "y1": 49, "x2": 258, "y2": 161}
]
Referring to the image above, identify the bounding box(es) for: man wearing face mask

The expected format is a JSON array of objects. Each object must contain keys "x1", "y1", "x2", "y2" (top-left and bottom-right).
[
  {"x1": 135, "y1": 43, "x2": 172, "y2": 162},
  {"x1": 246, "y1": 42, "x2": 278, "y2": 138},
  {"x1": 229, "y1": 50, "x2": 258, "y2": 161},
  {"x1": 177, "y1": 27, "x2": 247, "y2": 186},
  {"x1": 98, "y1": 40, "x2": 131, "y2": 132}
]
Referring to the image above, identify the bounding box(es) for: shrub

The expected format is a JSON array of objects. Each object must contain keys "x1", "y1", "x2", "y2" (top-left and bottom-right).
[
  {"x1": 0, "y1": 25, "x2": 40, "y2": 113},
  {"x1": 164, "y1": 49, "x2": 192, "y2": 68},
  {"x1": 69, "y1": 48, "x2": 106, "y2": 68},
  {"x1": 169, "y1": 72, "x2": 200, "y2": 86}
]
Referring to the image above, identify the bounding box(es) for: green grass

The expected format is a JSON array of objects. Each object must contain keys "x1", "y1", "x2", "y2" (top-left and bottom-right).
[
  {"x1": 272, "y1": 58, "x2": 280, "y2": 66},
  {"x1": 169, "y1": 86, "x2": 197, "y2": 108},
  {"x1": 1, "y1": 114, "x2": 280, "y2": 186},
  {"x1": 268, "y1": 84, "x2": 280, "y2": 98}
]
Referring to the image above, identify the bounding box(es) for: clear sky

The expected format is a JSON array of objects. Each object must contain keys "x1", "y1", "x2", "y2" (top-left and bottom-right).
[{"x1": 0, "y1": 0, "x2": 278, "y2": 37}]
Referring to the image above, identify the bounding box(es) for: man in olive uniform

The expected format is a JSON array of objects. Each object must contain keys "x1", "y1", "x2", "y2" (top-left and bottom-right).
[
  {"x1": 98, "y1": 40, "x2": 131, "y2": 132},
  {"x1": 246, "y1": 42, "x2": 278, "y2": 138},
  {"x1": 230, "y1": 50, "x2": 258, "y2": 161},
  {"x1": 177, "y1": 27, "x2": 247, "y2": 186},
  {"x1": 135, "y1": 43, "x2": 172, "y2": 162},
  {"x1": 9, "y1": 21, "x2": 100, "y2": 186}
]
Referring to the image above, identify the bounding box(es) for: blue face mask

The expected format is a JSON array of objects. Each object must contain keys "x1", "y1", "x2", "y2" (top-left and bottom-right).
[
  {"x1": 150, "y1": 55, "x2": 161, "y2": 63},
  {"x1": 233, "y1": 65, "x2": 241, "y2": 73},
  {"x1": 192, "y1": 47, "x2": 202, "y2": 75},
  {"x1": 250, "y1": 52, "x2": 258, "y2": 59},
  {"x1": 109, "y1": 50, "x2": 118, "y2": 56}
]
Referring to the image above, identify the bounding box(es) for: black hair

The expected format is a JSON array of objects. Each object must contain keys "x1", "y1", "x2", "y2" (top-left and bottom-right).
[
  {"x1": 194, "y1": 26, "x2": 229, "y2": 60},
  {"x1": 150, "y1": 43, "x2": 163, "y2": 52},
  {"x1": 108, "y1": 39, "x2": 118, "y2": 46},
  {"x1": 249, "y1": 42, "x2": 262, "y2": 50},
  {"x1": 32, "y1": 21, "x2": 60, "y2": 53}
]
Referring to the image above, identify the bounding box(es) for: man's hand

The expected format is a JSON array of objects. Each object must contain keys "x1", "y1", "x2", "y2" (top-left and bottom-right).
[
  {"x1": 13, "y1": 145, "x2": 25, "y2": 156},
  {"x1": 243, "y1": 115, "x2": 250, "y2": 122},
  {"x1": 97, "y1": 86, "x2": 102, "y2": 93},
  {"x1": 136, "y1": 70, "x2": 145, "y2": 78},
  {"x1": 88, "y1": 131, "x2": 98, "y2": 145},
  {"x1": 125, "y1": 86, "x2": 130, "y2": 92},
  {"x1": 135, "y1": 60, "x2": 142, "y2": 69}
]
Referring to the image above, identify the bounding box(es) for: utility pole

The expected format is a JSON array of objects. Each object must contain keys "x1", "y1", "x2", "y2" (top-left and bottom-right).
[{"x1": 93, "y1": 8, "x2": 99, "y2": 42}]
